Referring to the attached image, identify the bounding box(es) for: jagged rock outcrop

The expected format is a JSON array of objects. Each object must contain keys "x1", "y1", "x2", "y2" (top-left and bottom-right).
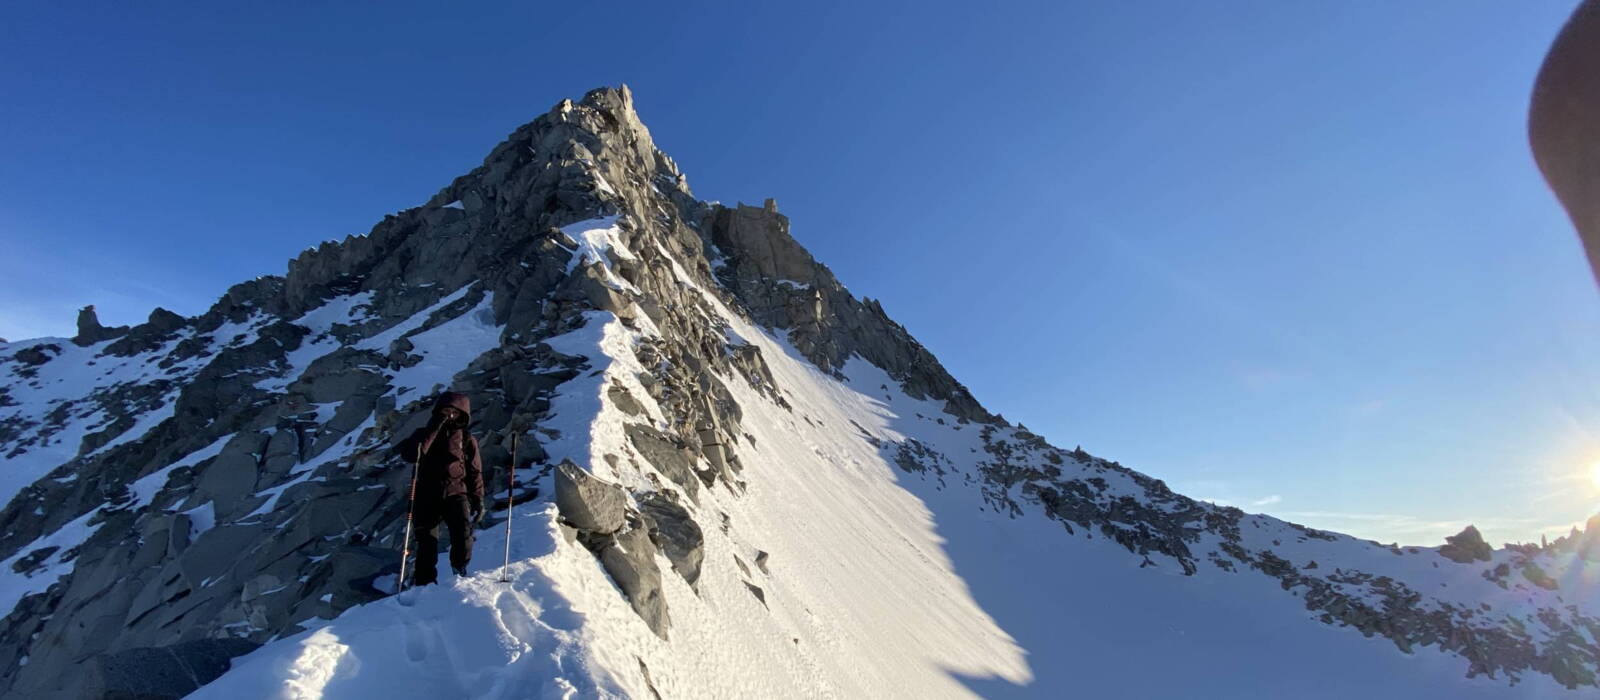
[
  {"x1": 1439, "y1": 525, "x2": 1494, "y2": 563},
  {"x1": 637, "y1": 491, "x2": 704, "y2": 589},
  {"x1": 704, "y1": 202, "x2": 991, "y2": 423},
  {"x1": 72, "y1": 305, "x2": 130, "y2": 346},
  {"x1": 626, "y1": 424, "x2": 701, "y2": 501}
]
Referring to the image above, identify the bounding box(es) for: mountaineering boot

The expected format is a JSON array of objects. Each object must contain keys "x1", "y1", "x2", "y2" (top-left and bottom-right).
[{"x1": 452, "y1": 565, "x2": 468, "y2": 578}]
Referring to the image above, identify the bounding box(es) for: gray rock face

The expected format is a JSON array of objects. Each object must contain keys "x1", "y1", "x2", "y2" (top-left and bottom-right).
[
  {"x1": 81, "y1": 638, "x2": 259, "y2": 700},
  {"x1": 590, "y1": 516, "x2": 670, "y2": 640},
  {"x1": 554, "y1": 460, "x2": 627, "y2": 534},
  {"x1": 193, "y1": 433, "x2": 269, "y2": 520},
  {"x1": 705, "y1": 204, "x2": 817, "y2": 284},
  {"x1": 638, "y1": 492, "x2": 704, "y2": 589},
  {"x1": 625, "y1": 424, "x2": 700, "y2": 501},
  {"x1": 1439, "y1": 525, "x2": 1494, "y2": 563},
  {"x1": 180, "y1": 523, "x2": 270, "y2": 586}
]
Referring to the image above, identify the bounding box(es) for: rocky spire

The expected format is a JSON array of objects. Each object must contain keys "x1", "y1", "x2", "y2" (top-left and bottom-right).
[{"x1": 71, "y1": 304, "x2": 129, "y2": 346}]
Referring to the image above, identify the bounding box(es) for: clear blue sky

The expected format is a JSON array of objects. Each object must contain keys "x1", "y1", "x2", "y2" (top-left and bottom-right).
[{"x1": 2, "y1": 2, "x2": 1596, "y2": 546}]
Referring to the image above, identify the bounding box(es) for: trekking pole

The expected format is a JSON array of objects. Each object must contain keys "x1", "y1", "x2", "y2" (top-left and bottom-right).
[
  {"x1": 501, "y1": 432, "x2": 517, "y2": 583},
  {"x1": 397, "y1": 451, "x2": 422, "y2": 593}
]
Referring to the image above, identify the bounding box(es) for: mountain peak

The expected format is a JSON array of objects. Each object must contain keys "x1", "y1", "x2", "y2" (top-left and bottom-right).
[{"x1": 2, "y1": 87, "x2": 1597, "y2": 698}]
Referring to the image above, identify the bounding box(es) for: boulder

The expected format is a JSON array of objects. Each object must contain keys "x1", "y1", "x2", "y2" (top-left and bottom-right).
[
  {"x1": 638, "y1": 492, "x2": 704, "y2": 588},
  {"x1": 554, "y1": 461, "x2": 627, "y2": 533},
  {"x1": 310, "y1": 394, "x2": 377, "y2": 457},
  {"x1": 702, "y1": 444, "x2": 734, "y2": 484}
]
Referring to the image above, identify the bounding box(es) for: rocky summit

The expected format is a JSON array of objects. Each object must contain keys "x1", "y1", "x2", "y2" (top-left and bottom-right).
[{"x1": 1, "y1": 86, "x2": 1597, "y2": 699}]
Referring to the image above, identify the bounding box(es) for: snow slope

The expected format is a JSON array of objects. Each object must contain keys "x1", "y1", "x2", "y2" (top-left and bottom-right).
[{"x1": 194, "y1": 287, "x2": 1581, "y2": 698}]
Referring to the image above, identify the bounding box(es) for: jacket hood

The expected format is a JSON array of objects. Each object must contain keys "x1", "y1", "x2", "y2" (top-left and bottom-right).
[{"x1": 434, "y1": 391, "x2": 472, "y2": 419}]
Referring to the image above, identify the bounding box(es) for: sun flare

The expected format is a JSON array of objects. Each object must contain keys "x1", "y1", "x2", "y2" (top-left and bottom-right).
[{"x1": 1592, "y1": 461, "x2": 1600, "y2": 490}]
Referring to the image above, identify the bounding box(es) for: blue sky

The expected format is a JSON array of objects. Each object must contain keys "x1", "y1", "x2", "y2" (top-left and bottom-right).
[{"x1": 2, "y1": 2, "x2": 1596, "y2": 546}]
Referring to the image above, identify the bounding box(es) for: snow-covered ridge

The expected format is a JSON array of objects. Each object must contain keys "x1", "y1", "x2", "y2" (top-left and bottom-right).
[
  {"x1": 2, "y1": 85, "x2": 1595, "y2": 698},
  {"x1": 210, "y1": 197, "x2": 1597, "y2": 696},
  {"x1": 196, "y1": 287, "x2": 1594, "y2": 698}
]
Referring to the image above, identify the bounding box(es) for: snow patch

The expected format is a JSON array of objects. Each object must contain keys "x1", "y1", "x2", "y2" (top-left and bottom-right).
[
  {"x1": 0, "y1": 510, "x2": 101, "y2": 618},
  {"x1": 186, "y1": 502, "x2": 217, "y2": 538},
  {"x1": 380, "y1": 294, "x2": 501, "y2": 401},
  {"x1": 255, "y1": 291, "x2": 377, "y2": 393},
  {"x1": 356, "y1": 286, "x2": 475, "y2": 354},
  {"x1": 560, "y1": 217, "x2": 639, "y2": 293}
]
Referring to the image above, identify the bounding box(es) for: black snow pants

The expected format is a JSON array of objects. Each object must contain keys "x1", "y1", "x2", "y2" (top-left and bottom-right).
[{"x1": 413, "y1": 493, "x2": 474, "y2": 585}]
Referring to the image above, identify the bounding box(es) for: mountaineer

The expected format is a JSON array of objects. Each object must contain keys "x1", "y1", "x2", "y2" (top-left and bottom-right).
[{"x1": 395, "y1": 392, "x2": 485, "y2": 586}]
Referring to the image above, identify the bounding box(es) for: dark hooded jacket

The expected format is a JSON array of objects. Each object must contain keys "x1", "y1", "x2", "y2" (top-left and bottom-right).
[{"x1": 396, "y1": 392, "x2": 484, "y2": 504}]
